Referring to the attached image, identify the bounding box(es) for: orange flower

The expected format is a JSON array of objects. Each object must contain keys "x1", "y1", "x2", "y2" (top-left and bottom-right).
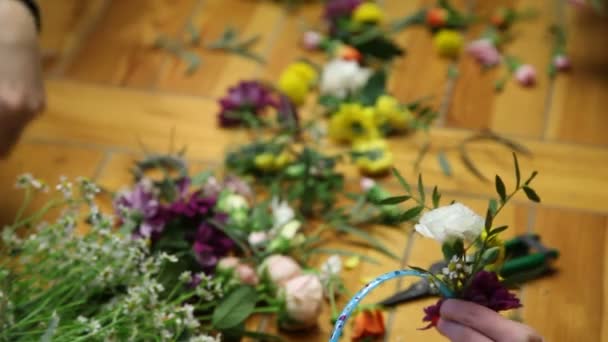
[
  {"x1": 352, "y1": 309, "x2": 385, "y2": 341},
  {"x1": 426, "y1": 8, "x2": 448, "y2": 28},
  {"x1": 338, "y1": 45, "x2": 362, "y2": 62}
]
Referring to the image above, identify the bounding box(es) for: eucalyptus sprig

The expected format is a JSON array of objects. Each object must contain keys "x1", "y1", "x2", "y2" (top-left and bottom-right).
[{"x1": 207, "y1": 27, "x2": 266, "y2": 65}]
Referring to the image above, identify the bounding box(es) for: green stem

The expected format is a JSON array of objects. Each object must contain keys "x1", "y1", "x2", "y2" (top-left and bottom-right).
[{"x1": 13, "y1": 187, "x2": 32, "y2": 225}]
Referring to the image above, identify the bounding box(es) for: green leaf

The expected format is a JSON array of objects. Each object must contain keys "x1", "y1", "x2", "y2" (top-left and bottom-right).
[
  {"x1": 391, "y1": 167, "x2": 411, "y2": 193},
  {"x1": 359, "y1": 70, "x2": 387, "y2": 106},
  {"x1": 40, "y1": 312, "x2": 60, "y2": 342},
  {"x1": 484, "y1": 206, "x2": 493, "y2": 231},
  {"x1": 525, "y1": 171, "x2": 538, "y2": 186},
  {"x1": 442, "y1": 239, "x2": 464, "y2": 260},
  {"x1": 336, "y1": 224, "x2": 399, "y2": 260},
  {"x1": 417, "y1": 174, "x2": 425, "y2": 205},
  {"x1": 212, "y1": 286, "x2": 258, "y2": 330},
  {"x1": 513, "y1": 152, "x2": 521, "y2": 188},
  {"x1": 437, "y1": 151, "x2": 452, "y2": 177},
  {"x1": 379, "y1": 195, "x2": 411, "y2": 205},
  {"x1": 432, "y1": 186, "x2": 441, "y2": 208},
  {"x1": 481, "y1": 246, "x2": 500, "y2": 265},
  {"x1": 489, "y1": 198, "x2": 498, "y2": 216},
  {"x1": 353, "y1": 36, "x2": 404, "y2": 61},
  {"x1": 522, "y1": 186, "x2": 541, "y2": 203},
  {"x1": 191, "y1": 170, "x2": 213, "y2": 187},
  {"x1": 495, "y1": 175, "x2": 507, "y2": 203},
  {"x1": 489, "y1": 225, "x2": 508, "y2": 236},
  {"x1": 318, "y1": 94, "x2": 342, "y2": 113},
  {"x1": 408, "y1": 265, "x2": 432, "y2": 275},
  {"x1": 399, "y1": 205, "x2": 424, "y2": 222},
  {"x1": 447, "y1": 64, "x2": 459, "y2": 79}
]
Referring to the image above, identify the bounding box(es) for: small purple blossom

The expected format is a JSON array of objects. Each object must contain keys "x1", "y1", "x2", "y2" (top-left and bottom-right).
[
  {"x1": 167, "y1": 191, "x2": 216, "y2": 218},
  {"x1": 515, "y1": 64, "x2": 537, "y2": 87},
  {"x1": 463, "y1": 271, "x2": 522, "y2": 311},
  {"x1": 192, "y1": 223, "x2": 236, "y2": 271},
  {"x1": 218, "y1": 81, "x2": 277, "y2": 127},
  {"x1": 421, "y1": 299, "x2": 444, "y2": 330},
  {"x1": 553, "y1": 54, "x2": 571, "y2": 71},
  {"x1": 114, "y1": 180, "x2": 168, "y2": 239},
  {"x1": 324, "y1": 0, "x2": 363, "y2": 21}
]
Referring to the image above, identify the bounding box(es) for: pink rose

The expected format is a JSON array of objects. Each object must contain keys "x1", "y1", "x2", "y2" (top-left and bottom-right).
[
  {"x1": 515, "y1": 64, "x2": 537, "y2": 87},
  {"x1": 467, "y1": 39, "x2": 501, "y2": 67},
  {"x1": 553, "y1": 54, "x2": 571, "y2": 71},
  {"x1": 282, "y1": 274, "x2": 323, "y2": 329},
  {"x1": 248, "y1": 231, "x2": 269, "y2": 246},
  {"x1": 236, "y1": 264, "x2": 259, "y2": 286},
  {"x1": 262, "y1": 255, "x2": 302, "y2": 286},
  {"x1": 217, "y1": 256, "x2": 240, "y2": 271},
  {"x1": 360, "y1": 177, "x2": 376, "y2": 192},
  {"x1": 302, "y1": 31, "x2": 323, "y2": 51}
]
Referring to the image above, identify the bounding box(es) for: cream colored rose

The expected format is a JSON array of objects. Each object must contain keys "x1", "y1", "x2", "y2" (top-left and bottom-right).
[
  {"x1": 414, "y1": 203, "x2": 484, "y2": 243},
  {"x1": 283, "y1": 274, "x2": 323, "y2": 329}
]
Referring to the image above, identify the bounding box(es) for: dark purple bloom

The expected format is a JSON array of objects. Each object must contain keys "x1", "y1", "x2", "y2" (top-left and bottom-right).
[
  {"x1": 114, "y1": 181, "x2": 168, "y2": 238},
  {"x1": 218, "y1": 81, "x2": 277, "y2": 127},
  {"x1": 167, "y1": 191, "x2": 217, "y2": 218},
  {"x1": 463, "y1": 271, "x2": 522, "y2": 311},
  {"x1": 276, "y1": 94, "x2": 300, "y2": 132},
  {"x1": 324, "y1": 0, "x2": 363, "y2": 21},
  {"x1": 421, "y1": 299, "x2": 444, "y2": 330},
  {"x1": 192, "y1": 223, "x2": 235, "y2": 271}
]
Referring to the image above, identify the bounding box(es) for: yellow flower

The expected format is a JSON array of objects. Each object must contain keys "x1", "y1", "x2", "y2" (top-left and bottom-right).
[
  {"x1": 254, "y1": 153, "x2": 276, "y2": 171},
  {"x1": 480, "y1": 230, "x2": 507, "y2": 272},
  {"x1": 433, "y1": 29, "x2": 464, "y2": 58},
  {"x1": 287, "y1": 62, "x2": 318, "y2": 85},
  {"x1": 278, "y1": 71, "x2": 309, "y2": 105},
  {"x1": 353, "y1": 139, "x2": 394, "y2": 176},
  {"x1": 352, "y1": 2, "x2": 384, "y2": 24},
  {"x1": 329, "y1": 103, "x2": 380, "y2": 143},
  {"x1": 273, "y1": 151, "x2": 293, "y2": 169},
  {"x1": 374, "y1": 95, "x2": 412, "y2": 131}
]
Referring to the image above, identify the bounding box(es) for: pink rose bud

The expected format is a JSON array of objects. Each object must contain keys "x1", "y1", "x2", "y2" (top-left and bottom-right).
[
  {"x1": 360, "y1": 177, "x2": 376, "y2": 192},
  {"x1": 217, "y1": 256, "x2": 240, "y2": 271},
  {"x1": 302, "y1": 31, "x2": 323, "y2": 51},
  {"x1": 236, "y1": 264, "x2": 259, "y2": 286},
  {"x1": 282, "y1": 274, "x2": 323, "y2": 330},
  {"x1": 466, "y1": 39, "x2": 501, "y2": 67},
  {"x1": 262, "y1": 255, "x2": 302, "y2": 286},
  {"x1": 248, "y1": 231, "x2": 269, "y2": 246},
  {"x1": 515, "y1": 64, "x2": 537, "y2": 87},
  {"x1": 553, "y1": 54, "x2": 571, "y2": 71}
]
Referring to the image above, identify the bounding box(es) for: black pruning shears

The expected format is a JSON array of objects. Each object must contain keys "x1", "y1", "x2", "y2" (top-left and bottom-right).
[{"x1": 378, "y1": 234, "x2": 559, "y2": 307}]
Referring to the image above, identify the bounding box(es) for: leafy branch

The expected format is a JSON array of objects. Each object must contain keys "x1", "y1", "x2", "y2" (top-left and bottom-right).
[{"x1": 207, "y1": 27, "x2": 266, "y2": 65}]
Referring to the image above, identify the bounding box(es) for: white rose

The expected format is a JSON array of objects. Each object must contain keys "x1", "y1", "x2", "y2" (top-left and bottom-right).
[
  {"x1": 320, "y1": 59, "x2": 372, "y2": 99},
  {"x1": 414, "y1": 203, "x2": 484, "y2": 243},
  {"x1": 271, "y1": 197, "x2": 295, "y2": 230},
  {"x1": 282, "y1": 274, "x2": 323, "y2": 329}
]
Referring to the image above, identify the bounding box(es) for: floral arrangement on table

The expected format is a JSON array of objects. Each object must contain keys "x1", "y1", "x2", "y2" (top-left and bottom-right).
[{"x1": 329, "y1": 153, "x2": 543, "y2": 341}]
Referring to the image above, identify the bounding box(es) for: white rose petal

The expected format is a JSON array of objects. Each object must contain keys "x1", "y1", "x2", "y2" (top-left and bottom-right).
[
  {"x1": 414, "y1": 203, "x2": 484, "y2": 243},
  {"x1": 320, "y1": 59, "x2": 372, "y2": 99}
]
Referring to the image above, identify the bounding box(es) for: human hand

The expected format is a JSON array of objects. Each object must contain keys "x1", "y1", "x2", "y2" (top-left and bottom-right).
[
  {"x1": 0, "y1": 0, "x2": 45, "y2": 157},
  {"x1": 437, "y1": 299, "x2": 544, "y2": 342}
]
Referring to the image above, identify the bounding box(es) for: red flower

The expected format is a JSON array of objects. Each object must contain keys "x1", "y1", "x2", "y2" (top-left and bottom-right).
[
  {"x1": 420, "y1": 299, "x2": 444, "y2": 330},
  {"x1": 426, "y1": 8, "x2": 448, "y2": 28},
  {"x1": 338, "y1": 45, "x2": 362, "y2": 62},
  {"x1": 352, "y1": 309, "x2": 385, "y2": 341}
]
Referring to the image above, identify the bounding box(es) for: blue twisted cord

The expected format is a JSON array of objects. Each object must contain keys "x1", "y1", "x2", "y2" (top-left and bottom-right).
[{"x1": 329, "y1": 269, "x2": 454, "y2": 342}]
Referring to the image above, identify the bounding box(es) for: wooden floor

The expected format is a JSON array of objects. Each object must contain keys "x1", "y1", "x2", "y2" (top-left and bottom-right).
[{"x1": 1, "y1": 0, "x2": 607, "y2": 341}]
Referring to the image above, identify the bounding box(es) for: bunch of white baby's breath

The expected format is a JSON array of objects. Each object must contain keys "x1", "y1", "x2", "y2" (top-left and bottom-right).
[{"x1": 0, "y1": 175, "x2": 222, "y2": 342}]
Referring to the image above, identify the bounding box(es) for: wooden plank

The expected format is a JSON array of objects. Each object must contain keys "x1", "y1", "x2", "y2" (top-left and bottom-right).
[
  {"x1": 154, "y1": 0, "x2": 283, "y2": 97},
  {"x1": 64, "y1": 0, "x2": 199, "y2": 86},
  {"x1": 544, "y1": 6, "x2": 608, "y2": 145},
  {"x1": 523, "y1": 207, "x2": 607, "y2": 341},
  {"x1": 25, "y1": 80, "x2": 248, "y2": 159},
  {"x1": 38, "y1": 0, "x2": 108, "y2": 72},
  {"x1": 389, "y1": 198, "x2": 528, "y2": 341},
  {"x1": 0, "y1": 143, "x2": 105, "y2": 226},
  {"x1": 447, "y1": 0, "x2": 555, "y2": 138}
]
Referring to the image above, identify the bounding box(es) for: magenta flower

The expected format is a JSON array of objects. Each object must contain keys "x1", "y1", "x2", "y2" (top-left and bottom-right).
[
  {"x1": 553, "y1": 54, "x2": 571, "y2": 71},
  {"x1": 467, "y1": 39, "x2": 501, "y2": 67},
  {"x1": 302, "y1": 31, "x2": 323, "y2": 50},
  {"x1": 463, "y1": 271, "x2": 522, "y2": 311},
  {"x1": 515, "y1": 64, "x2": 537, "y2": 87},
  {"x1": 421, "y1": 298, "x2": 444, "y2": 330},
  {"x1": 167, "y1": 191, "x2": 217, "y2": 218},
  {"x1": 324, "y1": 0, "x2": 363, "y2": 21},
  {"x1": 218, "y1": 81, "x2": 277, "y2": 127},
  {"x1": 192, "y1": 223, "x2": 236, "y2": 271}
]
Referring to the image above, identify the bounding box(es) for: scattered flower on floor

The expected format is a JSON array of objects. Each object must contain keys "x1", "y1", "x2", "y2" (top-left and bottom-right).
[
  {"x1": 467, "y1": 39, "x2": 502, "y2": 67},
  {"x1": 320, "y1": 59, "x2": 372, "y2": 99},
  {"x1": 553, "y1": 54, "x2": 571, "y2": 71},
  {"x1": 302, "y1": 30, "x2": 324, "y2": 50},
  {"x1": 218, "y1": 81, "x2": 277, "y2": 127},
  {"x1": 262, "y1": 255, "x2": 303, "y2": 286},
  {"x1": 352, "y1": 139, "x2": 394, "y2": 176},
  {"x1": 282, "y1": 274, "x2": 324, "y2": 329},
  {"x1": 329, "y1": 103, "x2": 379, "y2": 143},
  {"x1": 352, "y1": 309, "x2": 386, "y2": 341},
  {"x1": 352, "y1": 2, "x2": 384, "y2": 24},
  {"x1": 426, "y1": 7, "x2": 448, "y2": 28},
  {"x1": 515, "y1": 64, "x2": 537, "y2": 86},
  {"x1": 434, "y1": 30, "x2": 464, "y2": 58}
]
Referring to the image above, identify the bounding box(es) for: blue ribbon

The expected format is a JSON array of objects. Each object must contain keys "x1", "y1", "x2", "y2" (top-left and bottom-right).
[{"x1": 329, "y1": 269, "x2": 454, "y2": 342}]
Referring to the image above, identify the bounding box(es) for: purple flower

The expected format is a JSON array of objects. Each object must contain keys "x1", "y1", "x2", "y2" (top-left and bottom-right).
[
  {"x1": 192, "y1": 223, "x2": 236, "y2": 271},
  {"x1": 324, "y1": 0, "x2": 363, "y2": 21},
  {"x1": 218, "y1": 81, "x2": 277, "y2": 127},
  {"x1": 467, "y1": 39, "x2": 502, "y2": 67},
  {"x1": 515, "y1": 64, "x2": 537, "y2": 87},
  {"x1": 114, "y1": 180, "x2": 168, "y2": 238},
  {"x1": 553, "y1": 54, "x2": 571, "y2": 71},
  {"x1": 167, "y1": 191, "x2": 217, "y2": 218},
  {"x1": 421, "y1": 299, "x2": 444, "y2": 330},
  {"x1": 276, "y1": 94, "x2": 300, "y2": 132},
  {"x1": 463, "y1": 271, "x2": 522, "y2": 311}
]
